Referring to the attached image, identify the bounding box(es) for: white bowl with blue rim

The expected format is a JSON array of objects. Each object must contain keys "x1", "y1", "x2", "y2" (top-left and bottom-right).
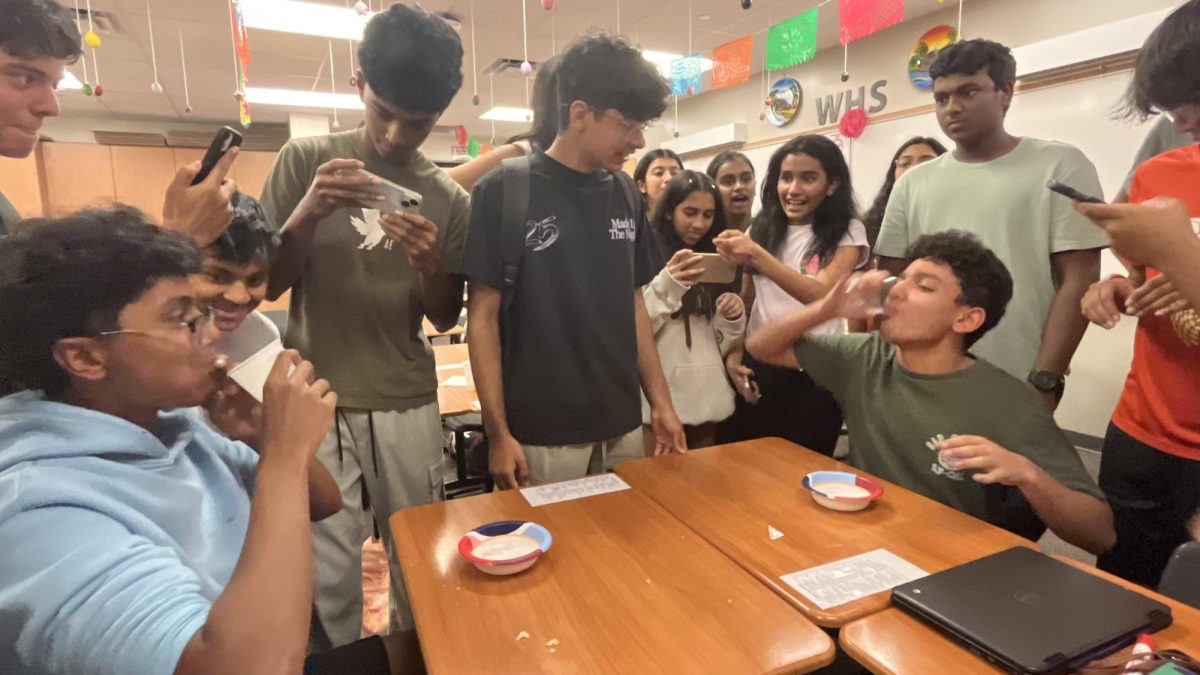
[
  {"x1": 802, "y1": 471, "x2": 884, "y2": 512},
  {"x1": 458, "y1": 520, "x2": 553, "y2": 576}
]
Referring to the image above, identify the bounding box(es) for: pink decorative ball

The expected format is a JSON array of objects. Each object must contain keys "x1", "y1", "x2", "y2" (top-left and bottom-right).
[
  {"x1": 686, "y1": 86, "x2": 694, "y2": 96},
  {"x1": 353, "y1": 1, "x2": 368, "y2": 16},
  {"x1": 93, "y1": 84, "x2": 104, "y2": 96},
  {"x1": 541, "y1": 0, "x2": 555, "y2": 9},
  {"x1": 673, "y1": 130, "x2": 680, "y2": 138},
  {"x1": 520, "y1": 61, "x2": 533, "y2": 76},
  {"x1": 332, "y1": 120, "x2": 341, "y2": 130}
]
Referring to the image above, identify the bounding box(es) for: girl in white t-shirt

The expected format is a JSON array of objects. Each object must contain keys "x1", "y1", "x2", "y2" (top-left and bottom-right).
[
  {"x1": 641, "y1": 171, "x2": 746, "y2": 451},
  {"x1": 714, "y1": 135, "x2": 870, "y2": 455}
]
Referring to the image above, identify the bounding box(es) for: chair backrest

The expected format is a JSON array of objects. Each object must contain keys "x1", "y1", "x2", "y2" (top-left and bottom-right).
[{"x1": 1158, "y1": 541, "x2": 1200, "y2": 609}]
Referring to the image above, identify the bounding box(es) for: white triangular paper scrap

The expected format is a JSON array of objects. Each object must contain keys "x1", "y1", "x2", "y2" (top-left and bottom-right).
[{"x1": 768, "y1": 525, "x2": 784, "y2": 540}]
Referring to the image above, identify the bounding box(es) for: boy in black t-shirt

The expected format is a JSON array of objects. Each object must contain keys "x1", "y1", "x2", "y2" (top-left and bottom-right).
[{"x1": 459, "y1": 33, "x2": 685, "y2": 490}]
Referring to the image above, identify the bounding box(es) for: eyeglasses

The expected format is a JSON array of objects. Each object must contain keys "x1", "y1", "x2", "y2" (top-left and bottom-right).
[
  {"x1": 593, "y1": 107, "x2": 653, "y2": 138},
  {"x1": 895, "y1": 155, "x2": 937, "y2": 170},
  {"x1": 98, "y1": 306, "x2": 214, "y2": 347}
]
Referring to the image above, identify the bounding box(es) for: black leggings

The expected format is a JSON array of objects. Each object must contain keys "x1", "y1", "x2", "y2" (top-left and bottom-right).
[
  {"x1": 1096, "y1": 422, "x2": 1200, "y2": 589},
  {"x1": 718, "y1": 351, "x2": 843, "y2": 456}
]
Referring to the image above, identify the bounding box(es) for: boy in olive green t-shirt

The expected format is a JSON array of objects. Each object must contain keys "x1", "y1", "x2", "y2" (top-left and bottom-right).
[{"x1": 747, "y1": 231, "x2": 1115, "y2": 556}]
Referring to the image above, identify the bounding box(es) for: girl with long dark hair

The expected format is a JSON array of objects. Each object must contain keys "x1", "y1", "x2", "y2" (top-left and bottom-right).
[
  {"x1": 862, "y1": 136, "x2": 947, "y2": 249},
  {"x1": 641, "y1": 171, "x2": 746, "y2": 451},
  {"x1": 714, "y1": 135, "x2": 870, "y2": 455}
]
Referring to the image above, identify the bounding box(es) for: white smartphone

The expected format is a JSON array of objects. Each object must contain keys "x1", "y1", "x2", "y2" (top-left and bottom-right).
[{"x1": 356, "y1": 168, "x2": 423, "y2": 214}]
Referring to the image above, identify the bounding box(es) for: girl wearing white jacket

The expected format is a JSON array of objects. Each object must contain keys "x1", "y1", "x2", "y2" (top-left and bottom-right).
[{"x1": 641, "y1": 171, "x2": 746, "y2": 452}]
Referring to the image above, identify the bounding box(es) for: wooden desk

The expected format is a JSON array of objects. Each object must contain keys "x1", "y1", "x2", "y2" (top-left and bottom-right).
[
  {"x1": 433, "y1": 343, "x2": 476, "y2": 418},
  {"x1": 389, "y1": 488, "x2": 835, "y2": 674},
  {"x1": 424, "y1": 317, "x2": 466, "y2": 343},
  {"x1": 614, "y1": 438, "x2": 1033, "y2": 627},
  {"x1": 839, "y1": 555, "x2": 1200, "y2": 674}
]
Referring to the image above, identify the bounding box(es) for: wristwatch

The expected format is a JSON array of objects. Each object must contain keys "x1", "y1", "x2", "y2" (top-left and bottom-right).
[{"x1": 1027, "y1": 370, "x2": 1066, "y2": 394}]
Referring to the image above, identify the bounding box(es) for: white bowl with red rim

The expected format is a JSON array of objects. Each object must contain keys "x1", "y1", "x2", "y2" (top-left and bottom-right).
[
  {"x1": 802, "y1": 471, "x2": 884, "y2": 512},
  {"x1": 458, "y1": 520, "x2": 553, "y2": 576}
]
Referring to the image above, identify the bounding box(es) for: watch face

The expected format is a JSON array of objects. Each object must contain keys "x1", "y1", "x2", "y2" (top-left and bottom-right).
[{"x1": 1029, "y1": 371, "x2": 1060, "y2": 391}]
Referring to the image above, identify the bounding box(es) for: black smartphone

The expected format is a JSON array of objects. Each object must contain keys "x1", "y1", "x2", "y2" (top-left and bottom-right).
[
  {"x1": 191, "y1": 126, "x2": 243, "y2": 185},
  {"x1": 1047, "y1": 180, "x2": 1104, "y2": 204}
]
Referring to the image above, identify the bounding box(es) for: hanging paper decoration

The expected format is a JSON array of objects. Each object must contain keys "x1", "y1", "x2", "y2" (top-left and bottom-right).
[
  {"x1": 228, "y1": 0, "x2": 252, "y2": 127},
  {"x1": 908, "y1": 24, "x2": 959, "y2": 89},
  {"x1": 766, "y1": 8, "x2": 819, "y2": 71},
  {"x1": 839, "y1": 0, "x2": 905, "y2": 46},
  {"x1": 668, "y1": 55, "x2": 703, "y2": 97},
  {"x1": 712, "y1": 35, "x2": 753, "y2": 90},
  {"x1": 467, "y1": 139, "x2": 481, "y2": 158},
  {"x1": 453, "y1": 126, "x2": 468, "y2": 148},
  {"x1": 839, "y1": 107, "x2": 868, "y2": 139}
]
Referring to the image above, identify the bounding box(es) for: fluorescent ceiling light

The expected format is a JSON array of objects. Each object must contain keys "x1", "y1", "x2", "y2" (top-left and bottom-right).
[
  {"x1": 641, "y1": 50, "x2": 714, "y2": 77},
  {"x1": 245, "y1": 87, "x2": 365, "y2": 110},
  {"x1": 241, "y1": 0, "x2": 372, "y2": 40},
  {"x1": 59, "y1": 70, "x2": 83, "y2": 91},
  {"x1": 480, "y1": 106, "x2": 534, "y2": 123}
]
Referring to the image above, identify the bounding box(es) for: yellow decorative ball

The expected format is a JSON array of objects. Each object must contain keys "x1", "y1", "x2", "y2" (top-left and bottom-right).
[
  {"x1": 1172, "y1": 309, "x2": 1200, "y2": 347},
  {"x1": 84, "y1": 31, "x2": 102, "y2": 48}
]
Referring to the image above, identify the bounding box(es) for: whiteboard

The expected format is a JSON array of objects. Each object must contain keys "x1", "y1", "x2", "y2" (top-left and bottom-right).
[{"x1": 689, "y1": 70, "x2": 1154, "y2": 438}]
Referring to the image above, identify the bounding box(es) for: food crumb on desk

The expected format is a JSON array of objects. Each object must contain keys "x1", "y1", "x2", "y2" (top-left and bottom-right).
[
  {"x1": 645, "y1": 578, "x2": 652, "y2": 584},
  {"x1": 546, "y1": 638, "x2": 560, "y2": 648},
  {"x1": 516, "y1": 631, "x2": 530, "y2": 641}
]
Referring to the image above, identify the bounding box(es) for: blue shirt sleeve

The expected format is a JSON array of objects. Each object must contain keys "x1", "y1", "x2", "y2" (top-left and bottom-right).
[{"x1": 0, "y1": 507, "x2": 211, "y2": 675}]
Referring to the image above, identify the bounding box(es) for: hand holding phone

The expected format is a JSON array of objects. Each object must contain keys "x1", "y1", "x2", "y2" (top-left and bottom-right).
[
  {"x1": 1047, "y1": 180, "x2": 1104, "y2": 204},
  {"x1": 192, "y1": 126, "x2": 243, "y2": 186},
  {"x1": 356, "y1": 169, "x2": 422, "y2": 214},
  {"x1": 696, "y1": 252, "x2": 737, "y2": 285}
]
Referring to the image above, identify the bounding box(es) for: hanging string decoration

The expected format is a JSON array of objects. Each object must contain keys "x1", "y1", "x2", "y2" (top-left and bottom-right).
[
  {"x1": 228, "y1": 0, "x2": 252, "y2": 127},
  {"x1": 519, "y1": 0, "x2": 532, "y2": 76},
  {"x1": 73, "y1": 0, "x2": 92, "y2": 96},
  {"x1": 839, "y1": 0, "x2": 905, "y2": 46},
  {"x1": 712, "y1": 35, "x2": 753, "y2": 90},
  {"x1": 469, "y1": 0, "x2": 480, "y2": 105},
  {"x1": 83, "y1": 0, "x2": 102, "y2": 47},
  {"x1": 146, "y1": 0, "x2": 163, "y2": 93},
  {"x1": 766, "y1": 8, "x2": 819, "y2": 71},
  {"x1": 178, "y1": 27, "x2": 193, "y2": 112},
  {"x1": 328, "y1": 41, "x2": 340, "y2": 129},
  {"x1": 91, "y1": 48, "x2": 103, "y2": 96}
]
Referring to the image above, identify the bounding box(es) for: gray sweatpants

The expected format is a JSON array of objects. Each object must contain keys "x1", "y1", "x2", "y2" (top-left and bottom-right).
[
  {"x1": 311, "y1": 402, "x2": 443, "y2": 649},
  {"x1": 521, "y1": 429, "x2": 644, "y2": 485}
]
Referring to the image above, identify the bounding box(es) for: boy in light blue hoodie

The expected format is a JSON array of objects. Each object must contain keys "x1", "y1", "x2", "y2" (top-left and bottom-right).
[{"x1": 0, "y1": 209, "x2": 343, "y2": 674}]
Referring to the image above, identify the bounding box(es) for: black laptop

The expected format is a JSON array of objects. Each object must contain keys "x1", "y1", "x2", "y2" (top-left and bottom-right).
[{"x1": 891, "y1": 547, "x2": 1172, "y2": 675}]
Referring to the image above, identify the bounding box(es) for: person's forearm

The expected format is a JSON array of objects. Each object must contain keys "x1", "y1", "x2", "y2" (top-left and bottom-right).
[
  {"x1": 420, "y1": 271, "x2": 465, "y2": 333},
  {"x1": 1019, "y1": 468, "x2": 1115, "y2": 555},
  {"x1": 176, "y1": 453, "x2": 312, "y2": 674},
  {"x1": 307, "y1": 461, "x2": 341, "y2": 521},
  {"x1": 267, "y1": 209, "x2": 321, "y2": 300},
  {"x1": 744, "y1": 302, "x2": 833, "y2": 368},
  {"x1": 1160, "y1": 238, "x2": 1200, "y2": 311},
  {"x1": 755, "y1": 253, "x2": 831, "y2": 304},
  {"x1": 447, "y1": 144, "x2": 525, "y2": 193},
  {"x1": 1035, "y1": 255, "x2": 1100, "y2": 375},
  {"x1": 634, "y1": 292, "x2": 674, "y2": 411},
  {"x1": 467, "y1": 292, "x2": 513, "y2": 441}
]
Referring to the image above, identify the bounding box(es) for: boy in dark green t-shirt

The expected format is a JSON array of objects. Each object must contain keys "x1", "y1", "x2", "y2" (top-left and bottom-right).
[{"x1": 747, "y1": 231, "x2": 1115, "y2": 555}]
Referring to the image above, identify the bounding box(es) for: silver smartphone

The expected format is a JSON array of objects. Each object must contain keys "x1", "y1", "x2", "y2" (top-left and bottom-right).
[{"x1": 357, "y1": 168, "x2": 423, "y2": 214}]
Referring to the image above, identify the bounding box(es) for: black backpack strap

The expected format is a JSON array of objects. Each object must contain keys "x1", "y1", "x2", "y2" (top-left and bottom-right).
[
  {"x1": 611, "y1": 170, "x2": 643, "y2": 225},
  {"x1": 499, "y1": 156, "x2": 531, "y2": 364}
]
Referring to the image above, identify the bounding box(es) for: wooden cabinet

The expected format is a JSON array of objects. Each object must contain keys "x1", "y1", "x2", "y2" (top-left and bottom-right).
[
  {"x1": 110, "y1": 146, "x2": 178, "y2": 220},
  {"x1": 0, "y1": 152, "x2": 44, "y2": 219},
  {"x1": 38, "y1": 143, "x2": 116, "y2": 216}
]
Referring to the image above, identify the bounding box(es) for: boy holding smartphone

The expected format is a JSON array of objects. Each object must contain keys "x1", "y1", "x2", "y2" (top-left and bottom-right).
[{"x1": 259, "y1": 5, "x2": 468, "y2": 648}]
